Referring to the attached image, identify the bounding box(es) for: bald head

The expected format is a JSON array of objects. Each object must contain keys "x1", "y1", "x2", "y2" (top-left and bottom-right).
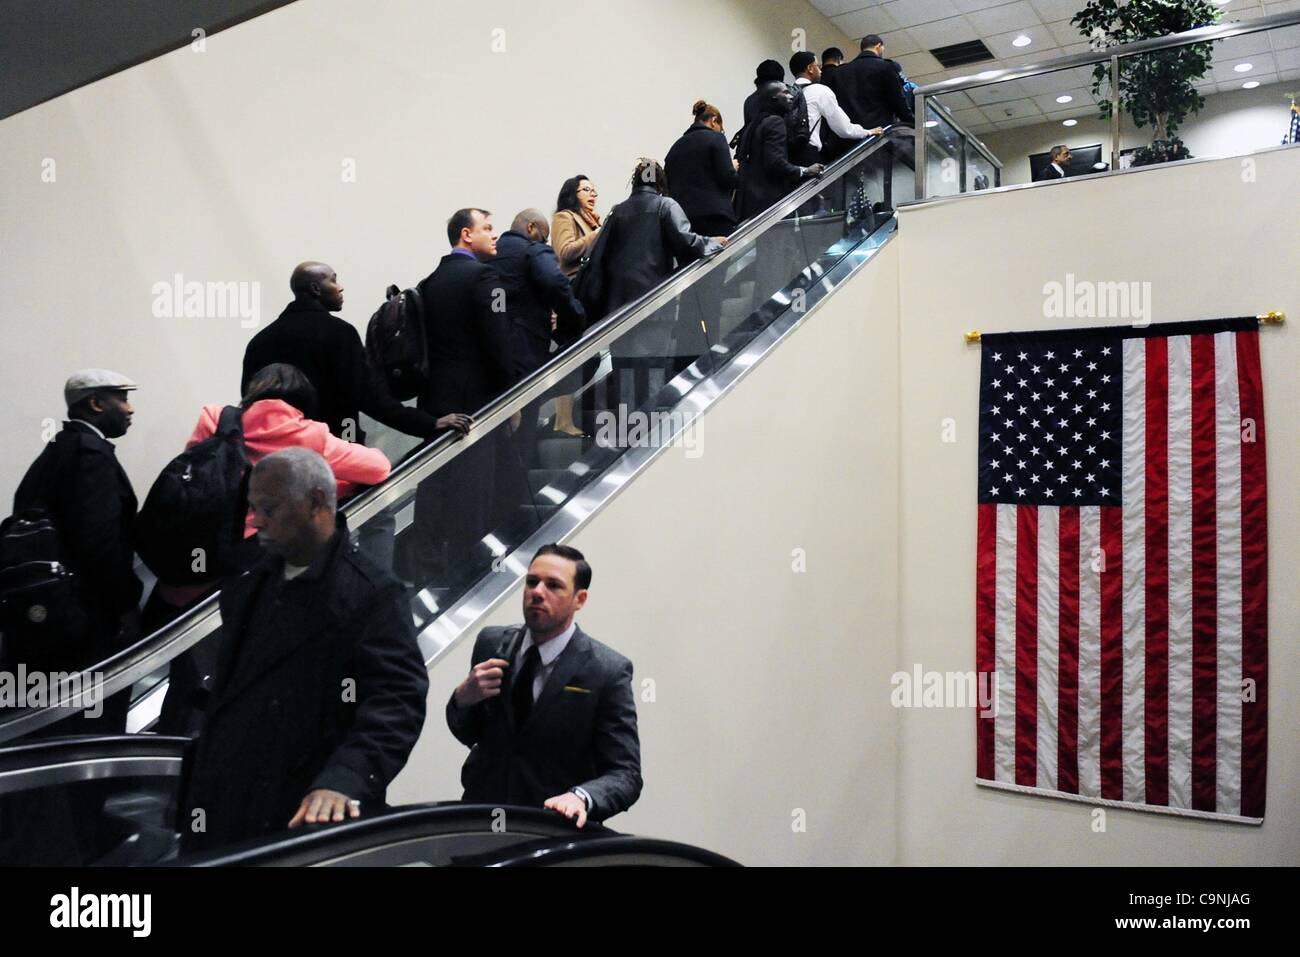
[
  {"x1": 760, "y1": 80, "x2": 794, "y2": 115},
  {"x1": 289, "y1": 261, "x2": 344, "y2": 311},
  {"x1": 511, "y1": 208, "x2": 550, "y2": 243}
]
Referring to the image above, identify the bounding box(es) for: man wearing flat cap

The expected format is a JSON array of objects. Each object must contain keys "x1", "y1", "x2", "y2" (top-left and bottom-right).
[{"x1": 11, "y1": 369, "x2": 143, "y2": 731}]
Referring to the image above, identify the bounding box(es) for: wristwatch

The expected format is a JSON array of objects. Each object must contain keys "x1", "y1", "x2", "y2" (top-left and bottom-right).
[{"x1": 570, "y1": 786, "x2": 593, "y2": 812}]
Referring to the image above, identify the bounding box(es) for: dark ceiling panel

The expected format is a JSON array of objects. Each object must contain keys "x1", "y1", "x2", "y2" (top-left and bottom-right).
[{"x1": 0, "y1": 0, "x2": 297, "y2": 120}]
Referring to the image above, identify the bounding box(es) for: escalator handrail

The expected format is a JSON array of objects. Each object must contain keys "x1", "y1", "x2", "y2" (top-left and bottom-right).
[
  {"x1": 178, "y1": 802, "x2": 597, "y2": 866},
  {"x1": 0, "y1": 126, "x2": 913, "y2": 742},
  {"x1": 474, "y1": 835, "x2": 742, "y2": 868},
  {"x1": 0, "y1": 734, "x2": 190, "y2": 793}
]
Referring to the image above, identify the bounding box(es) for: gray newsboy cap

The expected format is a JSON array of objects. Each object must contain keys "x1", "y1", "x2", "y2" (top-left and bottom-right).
[{"x1": 64, "y1": 368, "x2": 138, "y2": 407}]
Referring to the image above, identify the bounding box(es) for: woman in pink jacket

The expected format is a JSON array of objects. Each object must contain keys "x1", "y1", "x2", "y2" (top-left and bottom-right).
[{"x1": 187, "y1": 363, "x2": 391, "y2": 536}]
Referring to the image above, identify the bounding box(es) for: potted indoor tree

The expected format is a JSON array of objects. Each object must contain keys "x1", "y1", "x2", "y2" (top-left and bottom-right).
[{"x1": 1071, "y1": 0, "x2": 1222, "y2": 165}]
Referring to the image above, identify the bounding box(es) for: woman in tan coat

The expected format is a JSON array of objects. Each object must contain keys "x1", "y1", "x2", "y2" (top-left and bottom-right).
[{"x1": 548, "y1": 174, "x2": 603, "y2": 435}]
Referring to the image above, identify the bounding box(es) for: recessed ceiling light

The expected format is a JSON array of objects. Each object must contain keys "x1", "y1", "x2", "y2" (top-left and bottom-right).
[
  {"x1": 1012, "y1": 35, "x2": 1032, "y2": 48},
  {"x1": 1062, "y1": 119, "x2": 1078, "y2": 127},
  {"x1": 924, "y1": 120, "x2": 939, "y2": 128},
  {"x1": 1234, "y1": 62, "x2": 1253, "y2": 73},
  {"x1": 1056, "y1": 94, "x2": 1074, "y2": 104},
  {"x1": 1242, "y1": 80, "x2": 1260, "y2": 89}
]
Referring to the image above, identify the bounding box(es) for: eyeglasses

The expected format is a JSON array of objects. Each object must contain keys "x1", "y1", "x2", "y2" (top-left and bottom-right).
[{"x1": 578, "y1": 186, "x2": 598, "y2": 196}]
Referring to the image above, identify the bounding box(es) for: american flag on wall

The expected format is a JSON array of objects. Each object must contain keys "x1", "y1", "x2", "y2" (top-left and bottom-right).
[{"x1": 975, "y1": 317, "x2": 1267, "y2": 822}]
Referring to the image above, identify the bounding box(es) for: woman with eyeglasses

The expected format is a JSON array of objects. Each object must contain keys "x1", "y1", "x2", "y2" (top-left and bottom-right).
[{"x1": 547, "y1": 175, "x2": 603, "y2": 436}]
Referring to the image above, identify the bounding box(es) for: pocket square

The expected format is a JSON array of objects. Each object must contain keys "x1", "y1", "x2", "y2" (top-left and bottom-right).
[{"x1": 562, "y1": 685, "x2": 591, "y2": 694}]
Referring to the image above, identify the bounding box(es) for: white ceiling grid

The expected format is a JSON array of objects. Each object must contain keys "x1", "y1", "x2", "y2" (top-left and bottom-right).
[{"x1": 809, "y1": 0, "x2": 1300, "y2": 132}]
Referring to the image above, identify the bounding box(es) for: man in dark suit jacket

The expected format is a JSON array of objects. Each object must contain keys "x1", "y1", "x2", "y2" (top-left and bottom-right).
[
  {"x1": 492, "y1": 209, "x2": 585, "y2": 381},
  {"x1": 735, "y1": 82, "x2": 824, "y2": 222},
  {"x1": 11, "y1": 369, "x2": 142, "y2": 729},
  {"x1": 446, "y1": 544, "x2": 641, "y2": 826},
  {"x1": 1035, "y1": 145, "x2": 1071, "y2": 181},
  {"x1": 242, "y1": 262, "x2": 467, "y2": 444},
  {"x1": 404, "y1": 209, "x2": 516, "y2": 589},
  {"x1": 834, "y1": 35, "x2": 914, "y2": 131},
  {"x1": 180, "y1": 448, "x2": 428, "y2": 853},
  {"x1": 492, "y1": 209, "x2": 585, "y2": 467}
]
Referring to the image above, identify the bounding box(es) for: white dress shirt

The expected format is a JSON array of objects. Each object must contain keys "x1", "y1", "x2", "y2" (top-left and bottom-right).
[
  {"x1": 795, "y1": 77, "x2": 871, "y2": 150},
  {"x1": 515, "y1": 620, "x2": 577, "y2": 705}
]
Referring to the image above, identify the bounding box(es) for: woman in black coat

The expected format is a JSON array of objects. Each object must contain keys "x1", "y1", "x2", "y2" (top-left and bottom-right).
[{"x1": 664, "y1": 100, "x2": 739, "y2": 237}]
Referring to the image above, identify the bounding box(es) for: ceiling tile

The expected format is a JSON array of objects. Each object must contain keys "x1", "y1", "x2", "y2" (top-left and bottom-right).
[
  {"x1": 1047, "y1": 18, "x2": 1088, "y2": 46},
  {"x1": 1213, "y1": 52, "x2": 1277, "y2": 80},
  {"x1": 832, "y1": 6, "x2": 903, "y2": 36},
  {"x1": 950, "y1": 0, "x2": 1018, "y2": 11},
  {"x1": 965, "y1": 1, "x2": 1044, "y2": 35},
  {"x1": 979, "y1": 96, "x2": 1044, "y2": 119},
  {"x1": 1274, "y1": 45, "x2": 1300, "y2": 69},
  {"x1": 1265, "y1": 24, "x2": 1300, "y2": 50},
  {"x1": 952, "y1": 106, "x2": 993, "y2": 126},
  {"x1": 1212, "y1": 31, "x2": 1276, "y2": 60},
  {"x1": 907, "y1": 15, "x2": 979, "y2": 49},
  {"x1": 812, "y1": 0, "x2": 878, "y2": 16},
  {"x1": 880, "y1": 0, "x2": 963, "y2": 29},
  {"x1": 897, "y1": 49, "x2": 946, "y2": 75},
  {"x1": 1031, "y1": 89, "x2": 1095, "y2": 112},
  {"x1": 983, "y1": 24, "x2": 1058, "y2": 58},
  {"x1": 994, "y1": 113, "x2": 1050, "y2": 129},
  {"x1": 1017, "y1": 63, "x2": 1099, "y2": 94},
  {"x1": 1027, "y1": 0, "x2": 1083, "y2": 22},
  {"x1": 879, "y1": 28, "x2": 924, "y2": 56},
  {"x1": 934, "y1": 89, "x2": 977, "y2": 108},
  {"x1": 967, "y1": 77, "x2": 1032, "y2": 103}
]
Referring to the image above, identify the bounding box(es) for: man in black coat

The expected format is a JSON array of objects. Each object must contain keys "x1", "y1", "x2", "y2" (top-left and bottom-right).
[
  {"x1": 447, "y1": 544, "x2": 641, "y2": 826},
  {"x1": 735, "y1": 82, "x2": 825, "y2": 222},
  {"x1": 492, "y1": 209, "x2": 585, "y2": 381},
  {"x1": 404, "y1": 209, "x2": 516, "y2": 589},
  {"x1": 242, "y1": 262, "x2": 468, "y2": 444},
  {"x1": 834, "y1": 34, "x2": 914, "y2": 131},
  {"x1": 180, "y1": 448, "x2": 428, "y2": 853},
  {"x1": 11, "y1": 369, "x2": 142, "y2": 730},
  {"x1": 741, "y1": 59, "x2": 786, "y2": 128},
  {"x1": 492, "y1": 209, "x2": 585, "y2": 466},
  {"x1": 664, "y1": 111, "x2": 739, "y2": 237}
]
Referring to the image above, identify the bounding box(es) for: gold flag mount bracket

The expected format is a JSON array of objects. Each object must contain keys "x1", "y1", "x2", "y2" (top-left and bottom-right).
[{"x1": 965, "y1": 312, "x2": 1286, "y2": 343}]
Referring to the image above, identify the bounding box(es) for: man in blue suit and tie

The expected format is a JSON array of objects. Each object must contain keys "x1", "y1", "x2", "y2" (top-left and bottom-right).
[{"x1": 446, "y1": 544, "x2": 642, "y2": 826}]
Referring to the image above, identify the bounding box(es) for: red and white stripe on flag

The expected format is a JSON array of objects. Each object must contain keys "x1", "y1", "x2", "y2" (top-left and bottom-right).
[{"x1": 975, "y1": 322, "x2": 1267, "y2": 822}]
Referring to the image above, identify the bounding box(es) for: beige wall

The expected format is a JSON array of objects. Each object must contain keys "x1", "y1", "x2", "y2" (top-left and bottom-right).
[
  {"x1": 895, "y1": 147, "x2": 1300, "y2": 864},
  {"x1": 0, "y1": 0, "x2": 851, "y2": 497},
  {"x1": 977, "y1": 82, "x2": 1300, "y2": 185},
  {"x1": 391, "y1": 240, "x2": 903, "y2": 867}
]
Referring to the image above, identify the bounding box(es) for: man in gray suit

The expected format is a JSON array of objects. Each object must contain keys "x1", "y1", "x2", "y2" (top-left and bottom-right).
[{"x1": 446, "y1": 544, "x2": 642, "y2": 826}]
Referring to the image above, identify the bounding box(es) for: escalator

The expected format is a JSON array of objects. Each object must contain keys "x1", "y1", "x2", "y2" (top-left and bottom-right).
[
  {"x1": 0, "y1": 733, "x2": 737, "y2": 865},
  {"x1": 0, "y1": 127, "x2": 914, "y2": 750},
  {"x1": 184, "y1": 804, "x2": 739, "y2": 867}
]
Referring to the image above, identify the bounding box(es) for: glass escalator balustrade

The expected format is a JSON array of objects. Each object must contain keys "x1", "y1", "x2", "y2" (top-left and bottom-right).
[{"x1": 0, "y1": 129, "x2": 915, "y2": 744}]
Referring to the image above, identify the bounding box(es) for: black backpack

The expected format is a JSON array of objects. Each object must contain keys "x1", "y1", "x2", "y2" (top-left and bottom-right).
[
  {"x1": 135, "y1": 406, "x2": 251, "y2": 585},
  {"x1": 365, "y1": 284, "x2": 428, "y2": 401},
  {"x1": 0, "y1": 441, "x2": 89, "y2": 660},
  {"x1": 787, "y1": 83, "x2": 816, "y2": 155}
]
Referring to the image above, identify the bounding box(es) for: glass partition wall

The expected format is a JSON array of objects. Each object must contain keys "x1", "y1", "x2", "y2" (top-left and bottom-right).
[{"x1": 916, "y1": 9, "x2": 1300, "y2": 197}]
